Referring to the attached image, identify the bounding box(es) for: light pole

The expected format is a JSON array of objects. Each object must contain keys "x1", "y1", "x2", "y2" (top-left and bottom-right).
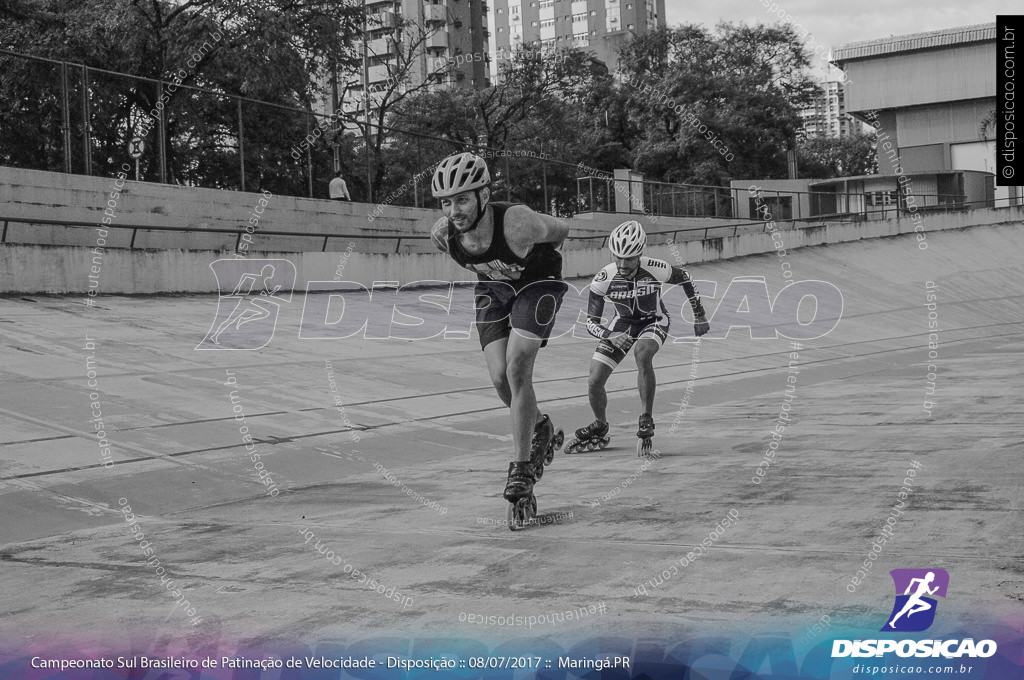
[{"x1": 362, "y1": 0, "x2": 372, "y2": 202}]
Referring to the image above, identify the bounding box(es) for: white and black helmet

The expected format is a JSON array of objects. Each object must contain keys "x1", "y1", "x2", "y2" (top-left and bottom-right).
[
  {"x1": 431, "y1": 152, "x2": 491, "y2": 198},
  {"x1": 609, "y1": 220, "x2": 647, "y2": 258}
]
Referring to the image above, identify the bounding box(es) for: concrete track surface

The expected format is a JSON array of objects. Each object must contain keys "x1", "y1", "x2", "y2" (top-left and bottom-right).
[{"x1": 1, "y1": 223, "x2": 1022, "y2": 669}]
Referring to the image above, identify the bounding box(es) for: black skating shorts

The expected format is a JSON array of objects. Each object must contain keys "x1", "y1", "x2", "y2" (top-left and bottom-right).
[
  {"x1": 592, "y1": 317, "x2": 669, "y2": 369},
  {"x1": 474, "y1": 278, "x2": 568, "y2": 350}
]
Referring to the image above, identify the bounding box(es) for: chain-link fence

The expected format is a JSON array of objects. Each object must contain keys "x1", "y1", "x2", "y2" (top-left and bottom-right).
[{"x1": 0, "y1": 48, "x2": 608, "y2": 216}]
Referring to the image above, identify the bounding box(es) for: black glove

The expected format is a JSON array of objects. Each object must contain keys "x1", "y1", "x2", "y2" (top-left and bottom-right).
[{"x1": 694, "y1": 312, "x2": 710, "y2": 337}]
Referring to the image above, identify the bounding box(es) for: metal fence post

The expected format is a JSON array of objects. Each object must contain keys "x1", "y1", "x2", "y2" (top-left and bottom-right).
[
  {"x1": 60, "y1": 62, "x2": 72, "y2": 173},
  {"x1": 237, "y1": 96, "x2": 245, "y2": 192},
  {"x1": 81, "y1": 65, "x2": 92, "y2": 176},
  {"x1": 542, "y1": 161, "x2": 549, "y2": 214},
  {"x1": 157, "y1": 80, "x2": 167, "y2": 183},
  {"x1": 306, "y1": 115, "x2": 314, "y2": 198},
  {"x1": 505, "y1": 156, "x2": 511, "y2": 201}
]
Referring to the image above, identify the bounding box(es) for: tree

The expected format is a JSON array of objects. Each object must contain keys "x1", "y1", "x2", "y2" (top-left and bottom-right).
[
  {"x1": 978, "y1": 107, "x2": 996, "y2": 140},
  {"x1": 796, "y1": 132, "x2": 878, "y2": 178},
  {"x1": 390, "y1": 46, "x2": 619, "y2": 214},
  {"x1": 616, "y1": 23, "x2": 818, "y2": 186},
  {"x1": 341, "y1": 14, "x2": 463, "y2": 202},
  {"x1": 0, "y1": 0, "x2": 362, "y2": 192}
]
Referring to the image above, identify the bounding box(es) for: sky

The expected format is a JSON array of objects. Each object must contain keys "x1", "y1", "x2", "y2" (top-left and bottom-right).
[{"x1": 663, "y1": 0, "x2": 1018, "y2": 78}]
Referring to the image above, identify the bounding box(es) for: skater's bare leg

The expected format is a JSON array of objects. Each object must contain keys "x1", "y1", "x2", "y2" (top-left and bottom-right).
[
  {"x1": 506, "y1": 332, "x2": 544, "y2": 463},
  {"x1": 634, "y1": 339, "x2": 660, "y2": 415},
  {"x1": 587, "y1": 359, "x2": 614, "y2": 422},
  {"x1": 484, "y1": 336, "x2": 543, "y2": 422},
  {"x1": 483, "y1": 337, "x2": 512, "y2": 407}
]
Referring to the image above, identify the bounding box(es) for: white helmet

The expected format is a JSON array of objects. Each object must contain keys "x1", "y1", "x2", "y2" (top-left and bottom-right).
[
  {"x1": 609, "y1": 220, "x2": 646, "y2": 258},
  {"x1": 431, "y1": 152, "x2": 490, "y2": 198}
]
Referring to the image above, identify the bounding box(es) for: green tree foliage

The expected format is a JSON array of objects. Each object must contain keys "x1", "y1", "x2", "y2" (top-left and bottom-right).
[
  {"x1": 0, "y1": 0, "x2": 361, "y2": 193},
  {"x1": 616, "y1": 23, "x2": 818, "y2": 186},
  {"x1": 390, "y1": 47, "x2": 617, "y2": 214},
  {"x1": 796, "y1": 132, "x2": 878, "y2": 178}
]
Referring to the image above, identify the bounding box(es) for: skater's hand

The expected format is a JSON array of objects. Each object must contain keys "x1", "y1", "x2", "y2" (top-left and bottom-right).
[
  {"x1": 586, "y1": 320, "x2": 609, "y2": 339},
  {"x1": 694, "y1": 313, "x2": 710, "y2": 337},
  {"x1": 609, "y1": 332, "x2": 634, "y2": 351}
]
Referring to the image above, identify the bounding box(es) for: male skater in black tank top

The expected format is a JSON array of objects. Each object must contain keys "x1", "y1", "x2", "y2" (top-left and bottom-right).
[{"x1": 429, "y1": 152, "x2": 569, "y2": 505}]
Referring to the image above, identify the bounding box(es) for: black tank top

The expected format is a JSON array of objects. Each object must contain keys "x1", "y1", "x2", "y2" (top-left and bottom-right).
[{"x1": 445, "y1": 201, "x2": 562, "y2": 286}]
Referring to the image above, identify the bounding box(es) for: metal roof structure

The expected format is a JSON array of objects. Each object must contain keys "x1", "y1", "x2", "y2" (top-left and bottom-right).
[{"x1": 833, "y1": 22, "x2": 996, "y2": 63}]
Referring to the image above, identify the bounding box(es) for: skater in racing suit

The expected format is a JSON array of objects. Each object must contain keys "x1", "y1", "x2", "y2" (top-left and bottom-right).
[{"x1": 576, "y1": 220, "x2": 710, "y2": 449}]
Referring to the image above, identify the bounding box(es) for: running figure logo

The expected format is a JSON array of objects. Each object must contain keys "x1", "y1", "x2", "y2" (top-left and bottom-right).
[
  {"x1": 196, "y1": 259, "x2": 295, "y2": 350},
  {"x1": 881, "y1": 568, "x2": 950, "y2": 632}
]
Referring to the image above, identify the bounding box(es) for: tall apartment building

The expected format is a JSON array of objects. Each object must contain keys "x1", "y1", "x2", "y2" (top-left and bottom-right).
[
  {"x1": 334, "y1": 0, "x2": 490, "y2": 118},
  {"x1": 800, "y1": 80, "x2": 871, "y2": 139},
  {"x1": 489, "y1": 0, "x2": 665, "y2": 75}
]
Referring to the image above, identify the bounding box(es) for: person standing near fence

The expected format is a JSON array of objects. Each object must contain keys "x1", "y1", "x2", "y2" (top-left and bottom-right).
[{"x1": 329, "y1": 171, "x2": 351, "y2": 201}]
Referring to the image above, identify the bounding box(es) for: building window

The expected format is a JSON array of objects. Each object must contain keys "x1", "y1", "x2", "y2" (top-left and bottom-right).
[
  {"x1": 532, "y1": 20, "x2": 538, "y2": 26},
  {"x1": 866, "y1": 191, "x2": 895, "y2": 208},
  {"x1": 626, "y1": 23, "x2": 633, "y2": 28},
  {"x1": 749, "y1": 196, "x2": 793, "y2": 220}
]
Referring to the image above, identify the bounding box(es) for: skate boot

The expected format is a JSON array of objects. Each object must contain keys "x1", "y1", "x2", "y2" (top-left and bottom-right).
[
  {"x1": 528, "y1": 414, "x2": 564, "y2": 480},
  {"x1": 504, "y1": 461, "x2": 538, "y2": 531},
  {"x1": 636, "y1": 412, "x2": 655, "y2": 458},
  {"x1": 503, "y1": 460, "x2": 536, "y2": 501},
  {"x1": 565, "y1": 419, "x2": 611, "y2": 453}
]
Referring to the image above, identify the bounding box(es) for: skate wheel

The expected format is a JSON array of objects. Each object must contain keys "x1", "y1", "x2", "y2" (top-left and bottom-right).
[
  {"x1": 600, "y1": 437, "x2": 610, "y2": 449},
  {"x1": 552, "y1": 429, "x2": 564, "y2": 450},
  {"x1": 534, "y1": 461, "x2": 544, "y2": 481},
  {"x1": 637, "y1": 438, "x2": 653, "y2": 457},
  {"x1": 565, "y1": 440, "x2": 579, "y2": 454},
  {"x1": 507, "y1": 495, "x2": 536, "y2": 531},
  {"x1": 588, "y1": 441, "x2": 599, "y2": 451}
]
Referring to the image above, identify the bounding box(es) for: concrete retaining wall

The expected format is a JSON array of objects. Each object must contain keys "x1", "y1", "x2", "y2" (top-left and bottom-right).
[
  {"x1": 0, "y1": 166, "x2": 741, "y2": 254},
  {"x1": 5, "y1": 203, "x2": 1022, "y2": 294}
]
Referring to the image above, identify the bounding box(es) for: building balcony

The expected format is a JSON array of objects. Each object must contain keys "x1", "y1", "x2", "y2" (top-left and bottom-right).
[
  {"x1": 426, "y1": 31, "x2": 448, "y2": 48},
  {"x1": 367, "y1": 64, "x2": 393, "y2": 83},
  {"x1": 423, "y1": 4, "x2": 447, "y2": 23},
  {"x1": 368, "y1": 10, "x2": 398, "y2": 28},
  {"x1": 367, "y1": 37, "x2": 393, "y2": 55}
]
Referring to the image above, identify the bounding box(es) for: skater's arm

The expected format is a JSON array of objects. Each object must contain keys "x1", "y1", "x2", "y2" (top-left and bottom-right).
[
  {"x1": 504, "y1": 205, "x2": 569, "y2": 252},
  {"x1": 668, "y1": 266, "x2": 709, "y2": 337},
  {"x1": 585, "y1": 290, "x2": 610, "y2": 338},
  {"x1": 668, "y1": 266, "x2": 700, "y2": 300}
]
